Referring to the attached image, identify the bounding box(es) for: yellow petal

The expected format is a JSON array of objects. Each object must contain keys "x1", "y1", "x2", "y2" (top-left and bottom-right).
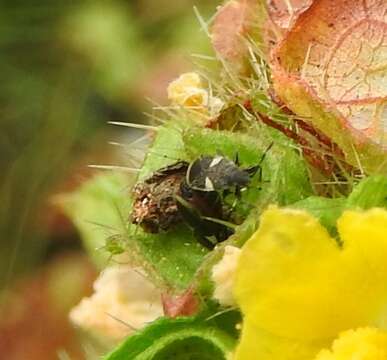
[
  {"x1": 235, "y1": 321, "x2": 325, "y2": 360},
  {"x1": 234, "y1": 206, "x2": 387, "y2": 360}
]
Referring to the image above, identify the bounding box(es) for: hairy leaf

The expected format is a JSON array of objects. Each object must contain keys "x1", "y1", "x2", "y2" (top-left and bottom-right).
[{"x1": 126, "y1": 224, "x2": 208, "y2": 291}]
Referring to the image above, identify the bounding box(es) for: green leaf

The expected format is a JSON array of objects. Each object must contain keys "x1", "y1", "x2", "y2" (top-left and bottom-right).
[
  {"x1": 57, "y1": 172, "x2": 130, "y2": 268},
  {"x1": 289, "y1": 175, "x2": 387, "y2": 239},
  {"x1": 291, "y1": 197, "x2": 346, "y2": 237},
  {"x1": 346, "y1": 175, "x2": 387, "y2": 210},
  {"x1": 104, "y1": 316, "x2": 236, "y2": 360},
  {"x1": 138, "y1": 124, "x2": 187, "y2": 181}
]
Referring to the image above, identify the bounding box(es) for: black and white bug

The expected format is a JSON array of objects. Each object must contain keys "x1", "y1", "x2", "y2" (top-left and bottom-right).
[
  {"x1": 130, "y1": 146, "x2": 272, "y2": 249},
  {"x1": 185, "y1": 155, "x2": 260, "y2": 193}
]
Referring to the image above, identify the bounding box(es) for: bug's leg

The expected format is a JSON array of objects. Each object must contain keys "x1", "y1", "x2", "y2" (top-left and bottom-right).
[
  {"x1": 234, "y1": 152, "x2": 240, "y2": 166},
  {"x1": 230, "y1": 185, "x2": 242, "y2": 209},
  {"x1": 218, "y1": 226, "x2": 234, "y2": 242},
  {"x1": 257, "y1": 165, "x2": 263, "y2": 183},
  {"x1": 259, "y1": 142, "x2": 274, "y2": 163},
  {"x1": 251, "y1": 166, "x2": 264, "y2": 190},
  {"x1": 194, "y1": 231, "x2": 215, "y2": 250},
  {"x1": 235, "y1": 185, "x2": 242, "y2": 198},
  {"x1": 176, "y1": 194, "x2": 216, "y2": 249},
  {"x1": 228, "y1": 197, "x2": 238, "y2": 214}
]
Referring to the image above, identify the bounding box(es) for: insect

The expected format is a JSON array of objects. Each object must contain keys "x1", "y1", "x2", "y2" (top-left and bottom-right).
[
  {"x1": 131, "y1": 148, "x2": 271, "y2": 249},
  {"x1": 185, "y1": 154, "x2": 262, "y2": 193}
]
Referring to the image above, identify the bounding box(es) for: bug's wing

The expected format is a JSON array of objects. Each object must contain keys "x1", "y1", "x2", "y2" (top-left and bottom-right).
[{"x1": 146, "y1": 161, "x2": 189, "y2": 184}]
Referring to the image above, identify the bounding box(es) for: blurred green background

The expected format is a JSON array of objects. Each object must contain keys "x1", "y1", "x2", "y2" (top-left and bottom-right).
[{"x1": 0, "y1": 1, "x2": 217, "y2": 358}]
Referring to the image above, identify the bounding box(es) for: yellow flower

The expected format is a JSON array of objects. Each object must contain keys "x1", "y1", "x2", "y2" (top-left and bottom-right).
[
  {"x1": 233, "y1": 206, "x2": 387, "y2": 360},
  {"x1": 167, "y1": 72, "x2": 207, "y2": 108},
  {"x1": 315, "y1": 327, "x2": 387, "y2": 360},
  {"x1": 167, "y1": 72, "x2": 224, "y2": 115}
]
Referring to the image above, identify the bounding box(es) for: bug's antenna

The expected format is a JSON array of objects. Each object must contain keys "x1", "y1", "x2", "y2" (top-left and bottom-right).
[
  {"x1": 259, "y1": 142, "x2": 274, "y2": 164},
  {"x1": 245, "y1": 143, "x2": 274, "y2": 178}
]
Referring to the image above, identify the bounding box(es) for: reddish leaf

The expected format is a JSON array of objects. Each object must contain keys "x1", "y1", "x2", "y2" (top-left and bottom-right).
[
  {"x1": 211, "y1": 0, "x2": 261, "y2": 71},
  {"x1": 271, "y1": 0, "x2": 387, "y2": 173},
  {"x1": 211, "y1": 1, "x2": 313, "y2": 61}
]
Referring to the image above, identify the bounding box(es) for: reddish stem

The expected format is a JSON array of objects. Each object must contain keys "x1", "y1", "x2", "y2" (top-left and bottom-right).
[
  {"x1": 244, "y1": 100, "x2": 334, "y2": 175},
  {"x1": 162, "y1": 286, "x2": 199, "y2": 318},
  {"x1": 268, "y1": 90, "x2": 345, "y2": 157}
]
